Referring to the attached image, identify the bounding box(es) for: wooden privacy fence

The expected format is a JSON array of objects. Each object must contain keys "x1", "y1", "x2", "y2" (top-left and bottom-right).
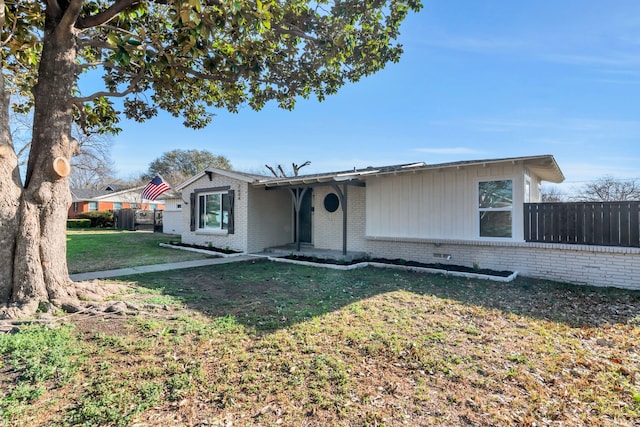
[
  {"x1": 524, "y1": 202, "x2": 640, "y2": 247},
  {"x1": 114, "y1": 209, "x2": 163, "y2": 232}
]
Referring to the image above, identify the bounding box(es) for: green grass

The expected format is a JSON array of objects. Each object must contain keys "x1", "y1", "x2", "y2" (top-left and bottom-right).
[
  {"x1": 1, "y1": 260, "x2": 638, "y2": 426},
  {"x1": 0, "y1": 325, "x2": 84, "y2": 421},
  {"x1": 66, "y1": 230, "x2": 212, "y2": 273}
]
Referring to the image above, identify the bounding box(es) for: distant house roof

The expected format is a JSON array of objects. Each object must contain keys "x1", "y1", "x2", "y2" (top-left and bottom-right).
[
  {"x1": 70, "y1": 185, "x2": 146, "y2": 202},
  {"x1": 70, "y1": 188, "x2": 109, "y2": 201}
]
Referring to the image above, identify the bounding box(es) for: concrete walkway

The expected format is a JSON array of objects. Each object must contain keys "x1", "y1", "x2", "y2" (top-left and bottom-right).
[{"x1": 70, "y1": 255, "x2": 256, "y2": 281}]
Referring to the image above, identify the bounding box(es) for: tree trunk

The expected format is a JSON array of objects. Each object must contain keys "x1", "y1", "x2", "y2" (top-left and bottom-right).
[
  {"x1": 0, "y1": 72, "x2": 22, "y2": 306},
  {"x1": 0, "y1": 16, "x2": 79, "y2": 318}
]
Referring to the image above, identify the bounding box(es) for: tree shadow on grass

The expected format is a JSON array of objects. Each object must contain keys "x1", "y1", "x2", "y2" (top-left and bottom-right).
[{"x1": 121, "y1": 259, "x2": 640, "y2": 332}]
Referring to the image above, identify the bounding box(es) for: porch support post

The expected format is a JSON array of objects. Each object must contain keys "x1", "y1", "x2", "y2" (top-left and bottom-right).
[
  {"x1": 332, "y1": 184, "x2": 348, "y2": 256},
  {"x1": 289, "y1": 187, "x2": 309, "y2": 252}
]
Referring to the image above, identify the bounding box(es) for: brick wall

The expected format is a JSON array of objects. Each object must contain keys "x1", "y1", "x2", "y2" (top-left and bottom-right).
[
  {"x1": 247, "y1": 187, "x2": 292, "y2": 252},
  {"x1": 365, "y1": 237, "x2": 640, "y2": 290},
  {"x1": 313, "y1": 185, "x2": 367, "y2": 252},
  {"x1": 181, "y1": 175, "x2": 249, "y2": 252}
]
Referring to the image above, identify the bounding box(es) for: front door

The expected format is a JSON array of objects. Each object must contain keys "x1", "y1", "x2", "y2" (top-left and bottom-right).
[{"x1": 297, "y1": 188, "x2": 313, "y2": 244}]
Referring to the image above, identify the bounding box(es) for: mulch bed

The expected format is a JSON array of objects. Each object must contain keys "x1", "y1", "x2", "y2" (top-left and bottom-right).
[
  {"x1": 165, "y1": 241, "x2": 241, "y2": 254},
  {"x1": 282, "y1": 255, "x2": 514, "y2": 277}
]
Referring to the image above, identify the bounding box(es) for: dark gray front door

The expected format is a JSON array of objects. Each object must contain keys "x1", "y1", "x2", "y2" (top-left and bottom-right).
[{"x1": 298, "y1": 189, "x2": 312, "y2": 243}]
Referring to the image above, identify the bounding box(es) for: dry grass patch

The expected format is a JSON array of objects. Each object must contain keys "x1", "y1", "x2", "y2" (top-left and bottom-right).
[{"x1": 1, "y1": 260, "x2": 638, "y2": 426}]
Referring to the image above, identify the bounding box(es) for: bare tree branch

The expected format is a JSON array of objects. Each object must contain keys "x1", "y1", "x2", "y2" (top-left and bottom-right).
[
  {"x1": 573, "y1": 176, "x2": 640, "y2": 201},
  {"x1": 292, "y1": 161, "x2": 311, "y2": 176},
  {"x1": 266, "y1": 161, "x2": 311, "y2": 177}
]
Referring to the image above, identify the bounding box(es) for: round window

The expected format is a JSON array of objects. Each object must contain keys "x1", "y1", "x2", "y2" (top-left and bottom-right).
[{"x1": 323, "y1": 193, "x2": 340, "y2": 213}]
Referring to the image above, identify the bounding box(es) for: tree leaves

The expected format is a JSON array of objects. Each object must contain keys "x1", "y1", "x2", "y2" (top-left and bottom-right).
[
  {"x1": 2, "y1": 0, "x2": 422, "y2": 132},
  {"x1": 144, "y1": 149, "x2": 232, "y2": 185}
]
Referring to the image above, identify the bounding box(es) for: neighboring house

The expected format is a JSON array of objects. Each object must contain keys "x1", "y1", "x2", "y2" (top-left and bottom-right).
[
  {"x1": 69, "y1": 186, "x2": 165, "y2": 218},
  {"x1": 177, "y1": 154, "x2": 640, "y2": 290}
]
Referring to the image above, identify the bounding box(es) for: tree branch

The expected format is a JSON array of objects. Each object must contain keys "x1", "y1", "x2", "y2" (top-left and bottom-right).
[
  {"x1": 77, "y1": 61, "x2": 109, "y2": 70},
  {"x1": 70, "y1": 72, "x2": 144, "y2": 104},
  {"x1": 76, "y1": 0, "x2": 141, "y2": 29},
  {"x1": 46, "y1": 0, "x2": 63, "y2": 21},
  {"x1": 292, "y1": 161, "x2": 310, "y2": 176},
  {"x1": 272, "y1": 24, "x2": 320, "y2": 43},
  {"x1": 58, "y1": 0, "x2": 84, "y2": 35},
  {"x1": 265, "y1": 165, "x2": 279, "y2": 177},
  {"x1": 173, "y1": 64, "x2": 245, "y2": 84}
]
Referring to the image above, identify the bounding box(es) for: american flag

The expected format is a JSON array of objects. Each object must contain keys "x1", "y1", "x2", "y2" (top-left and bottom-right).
[{"x1": 141, "y1": 175, "x2": 170, "y2": 201}]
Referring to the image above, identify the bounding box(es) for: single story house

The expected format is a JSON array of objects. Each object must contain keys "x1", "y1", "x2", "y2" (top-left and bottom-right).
[
  {"x1": 175, "y1": 154, "x2": 640, "y2": 290},
  {"x1": 69, "y1": 185, "x2": 165, "y2": 218}
]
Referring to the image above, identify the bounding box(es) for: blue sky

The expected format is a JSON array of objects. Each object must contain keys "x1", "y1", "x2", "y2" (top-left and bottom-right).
[{"x1": 109, "y1": 0, "x2": 640, "y2": 190}]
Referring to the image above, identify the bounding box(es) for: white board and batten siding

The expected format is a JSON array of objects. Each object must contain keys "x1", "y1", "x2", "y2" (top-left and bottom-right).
[
  {"x1": 365, "y1": 163, "x2": 530, "y2": 241},
  {"x1": 162, "y1": 197, "x2": 184, "y2": 235}
]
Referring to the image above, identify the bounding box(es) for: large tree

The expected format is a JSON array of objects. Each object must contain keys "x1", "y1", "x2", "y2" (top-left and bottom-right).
[
  {"x1": 11, "y1": 103, "x2": 117, "y2": 189},
  {"x1": 0, "y1": 0, "x2": 421, "y2": 318},
  {"x1": 573, "y1": 176, "x2": 640, "y2": 202},
  {"x1": 144, "y1": 148, "x2": 231, "y2": 186}
]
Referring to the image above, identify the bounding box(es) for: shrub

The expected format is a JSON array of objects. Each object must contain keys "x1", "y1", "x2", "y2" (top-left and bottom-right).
[
  {"x1": 67, "y1": 219, "x2": 91, "y2": 229},
  {"x1": 77, "y1": 211, "x2": 114, "y2": 228}
]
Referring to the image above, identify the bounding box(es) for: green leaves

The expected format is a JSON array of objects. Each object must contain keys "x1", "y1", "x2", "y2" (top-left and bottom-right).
[{"x1": 3, "y1": 0, "x2": 422, "y2": 131}]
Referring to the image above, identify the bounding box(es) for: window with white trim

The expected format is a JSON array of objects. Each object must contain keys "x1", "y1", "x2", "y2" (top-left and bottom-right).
[
  {"x1": 478, "y1": 180, "x2": 513, "y2": 238},
  {"x1": 198, "y1": 193, "x2": 231, "y2": 231},
  {"x1": 88, "y1": 201, "x2": 98, "y2": 212}
]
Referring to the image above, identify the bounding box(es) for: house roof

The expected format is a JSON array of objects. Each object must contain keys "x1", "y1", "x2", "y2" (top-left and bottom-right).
[
  {"x1": 156, "y1": 189, "x2": 182, "y2": 200},
  {"x1": 255, "y1": 155, "x2": 565, "y2": 187},
  {"x1": 175, "y1": 168, "x2": 269, "y2": 190},
  {"x1": 176, "y1": 155, "x2": 565, "y2": 191},
  {"x1": 70, "y1": 185, "x2": 147, "y2": 202}
]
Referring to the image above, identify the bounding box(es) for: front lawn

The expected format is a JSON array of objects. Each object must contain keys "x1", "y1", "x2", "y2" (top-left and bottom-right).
[
  {"x1": 66, "y1": 230, "x2": 212, "y2": 273},
  {"x1": 1, "y1": 260, "x2": 638, "y2": 426}
]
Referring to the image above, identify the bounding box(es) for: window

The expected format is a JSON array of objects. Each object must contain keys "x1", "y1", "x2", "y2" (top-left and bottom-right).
[
  {"x1": 323, "y1": 193, "x2": 340, "y2": 213},
  {"x1": 113, "y1": 202, "x2": 122, "y2": 210},
  {"x1": 478, "y1": 180, "x2": 513, "y2": 238},
  {"x1": 88, "y1": 201, "x2": 98, "y2": 212},
  {"x1": 198, "y1": 193, "x2": 231, "y2": 231},
  {"x1": 190, "y1": 188, "x2": 234, "y2": 234}
]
